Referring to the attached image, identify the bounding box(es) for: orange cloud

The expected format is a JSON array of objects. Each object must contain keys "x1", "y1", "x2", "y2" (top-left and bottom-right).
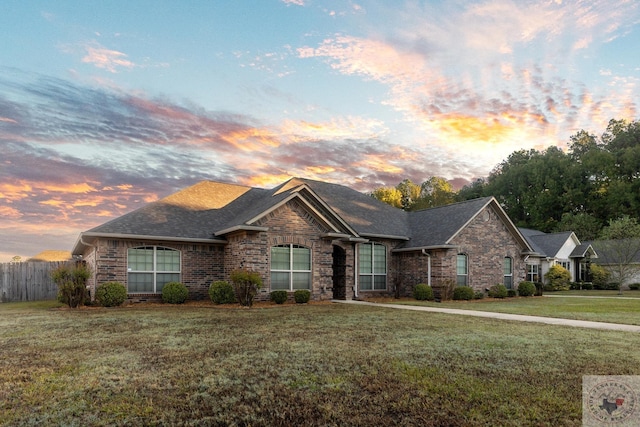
[
  {"x1": 434, "y1": 114, "x2": 513, "y2": 144},
  {"x1": 354, "y1": 154, "x2": 403, "y2": 174},
  {"x1": 220, "y1": 128, "x2": 281, "y2": 152},
  {"x1": 242, "y1": 174, "x2": 293, "y2": 188},
  {"x1": 0, "y1": 206, "x2": 22, "y2": 219}
]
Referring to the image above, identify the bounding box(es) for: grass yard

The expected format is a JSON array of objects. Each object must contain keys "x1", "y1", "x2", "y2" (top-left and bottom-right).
[
  {"x1": 1, "y1": 301, "x2": 640, "y2": 426},
  {"x1": 390, "y1": 291, "x2": 640, "y2": 325}
]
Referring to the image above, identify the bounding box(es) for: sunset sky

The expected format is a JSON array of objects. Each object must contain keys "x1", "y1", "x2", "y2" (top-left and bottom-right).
[{"x1": 1, "y1": 0, "x2": 639, "y2": 262}]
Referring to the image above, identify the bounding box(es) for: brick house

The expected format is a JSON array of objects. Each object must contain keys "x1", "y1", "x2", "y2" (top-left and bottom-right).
[{"x1": 72, "y1": 178, "x2": 536, "y2": 302}]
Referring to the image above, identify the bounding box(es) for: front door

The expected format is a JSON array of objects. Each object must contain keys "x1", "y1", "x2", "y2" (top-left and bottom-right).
[{"x1": 332, "y1": 245, "x2": 347, "y2": 300}]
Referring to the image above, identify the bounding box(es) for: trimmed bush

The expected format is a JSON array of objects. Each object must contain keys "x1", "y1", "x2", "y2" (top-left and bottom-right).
[
  {"x1": 209, "y1": 281, "x2": 236, "y2": 304},
  {"x1": 590, "y1": 263, "x2": 610, "y2": 289},
  {"x1": 413, "y1": 284, "x2": 434, "y2": 301},
  {"x1": 95, "y1": 281, "x2": 127, "y2": 307},
  {"x1": 517, "y1": 281, "x2": 536, "y2": 297},
  {"x1": 488, "y1": 284, "x2": 508, "y2": 298},
  {"x1": 507, "y1": 289, "x2": 517, "y2": 297},
  {"x1": 474, "y1": 291, "x2": 485, "y2": 300},
  {"x1": 162, "y1": 282, "x2": 189, "y2": 304},
  {"x1": 582, "y1": 282, "x2": 594, "y2": 290},
  {"x1": 544, "y1": 265, "x2": 571, "y2": 291},
  {"x1": 230, "y1": 269, "x2": 263, "y2": 307},
  {"x1": 294, "y1": 289, "x2": 311, "y2": 304},
  {"x1": 52, "y1": 263, "x2": 91, "y2": 308},
  {"x1": 629, "y1": 283, "x2": 640, "y2": 291},
  {"x1": 270, "y1": 290, "x2": 288, "y2": 304},
  {"x1": 453, "y1": 286, "x2": 474, "y2": 301}
]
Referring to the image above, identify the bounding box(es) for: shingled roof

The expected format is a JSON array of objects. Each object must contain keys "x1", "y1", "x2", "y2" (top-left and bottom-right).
[
  {"x1": 73, "y1": 178, "x2": 532, "y2": 255},
  {"x1": 519, "y1": 229, "x2": 576, "y2": 258}
]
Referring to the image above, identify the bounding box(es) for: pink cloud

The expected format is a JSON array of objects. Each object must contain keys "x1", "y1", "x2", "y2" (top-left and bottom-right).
[{"x1": 81, "y1": 43, "x2": 135, "y2": 73}]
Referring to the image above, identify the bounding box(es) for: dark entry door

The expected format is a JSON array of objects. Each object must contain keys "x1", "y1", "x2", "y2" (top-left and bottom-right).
[{"x1": 332, "y1": 245, "x2": 347, "y2": 300}]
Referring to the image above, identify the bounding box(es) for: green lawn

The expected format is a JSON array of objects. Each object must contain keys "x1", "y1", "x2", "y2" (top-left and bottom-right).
[
  {"x1": 391, "y1": 291, "x2": 640, "y2": 325},
  {"x1": 1, "y1": 301, "x2": 640, "y2": 426}
]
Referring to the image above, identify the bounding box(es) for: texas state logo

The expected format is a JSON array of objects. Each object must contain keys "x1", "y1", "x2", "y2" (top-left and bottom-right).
[{"x1": 583, "y1": 376, "x2": 640, "y2": 426}]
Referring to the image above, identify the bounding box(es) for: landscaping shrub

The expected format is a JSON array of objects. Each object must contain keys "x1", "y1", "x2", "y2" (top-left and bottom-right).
[
  {"x1": 453, "y1": 286, "x2": 474, "y2": 301},
  {"x1": 270, "y1": 290, "x2": 288, "y2": 304},
  {"x1": 507, "y1": 289, "x2": 517, "y2": 297},
  {"x1": 162, "y1": 282, "x2": 189, "y2": 304},
  {"x1": 294, "y1": 289, "x2": 311, "y2": 304},
  {"x1": 582, "y1": 282, "x2": 594, "y2": 290},
  {"x1": 488, "y1": 284, "x2": 508, "y2": 298},
  {"x1": 230, "y1": 269, "x2": 263, "y2": 307},
  {"x1": 590, "y1": 263, "x2": 610, "y2": 289},
  {"x1": 52, "y1": 263, "x2": 91, "y2": 308},
  {"x1": 413, "y1": 284, "x2": 434, "y2": 301},
  {"x1": 95, "y1": 281, "x2": 127, "y2": 307},
  {"x1": 629, "y1": 283, "x2": 640, "y2": 290},
  {"x1": 517, "y1": 281, "x2": 536, "y2": 297},
  {"x1": 433, "y1": 279, "x2": 456, "y2": 301},
  {"x1": 209, "y1": 281, "x2": 236, "y2": 304},
  {"x1": 544, "y1": 265, "x2": 571, "y2": 291},
  {"x1": 474, "y1": 291, "x2": 485, "y2": 299}
]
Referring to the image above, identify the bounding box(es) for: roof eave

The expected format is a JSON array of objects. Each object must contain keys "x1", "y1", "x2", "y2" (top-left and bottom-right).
[
  {"x1": 392, "y1": 244, "x2": 458, "y2": 253},
  {"x1": 359, "y1": 232, "x2": 410, "y2": 241},
  {"x1": 72, "y1": 232, "x2": 227, "y2": 255},
  {"x1": 214, "y1": 225, "x2": 269, "y2": 236}
]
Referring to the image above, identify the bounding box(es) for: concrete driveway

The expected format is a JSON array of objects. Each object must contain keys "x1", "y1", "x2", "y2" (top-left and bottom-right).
[{"x1": 333, "y1": 299, "x2": 640, "y2": 332}]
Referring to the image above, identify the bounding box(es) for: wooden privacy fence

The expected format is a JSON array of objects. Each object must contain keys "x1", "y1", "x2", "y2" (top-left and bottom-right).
[{"x1": 0, "y1": 262, "x2": 65, "y2": 302}]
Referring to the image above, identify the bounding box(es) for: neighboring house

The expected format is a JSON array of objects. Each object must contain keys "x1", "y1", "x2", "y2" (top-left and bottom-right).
[
  {"x1": 519, "y1": 229, "x2": 597, "y2": 283},
  {"x1": 588, "y1": 239, "x2": 640, "y2": 287},
  {"x1": 72, "y1": 178, "x2": 536, "y2": 302}
]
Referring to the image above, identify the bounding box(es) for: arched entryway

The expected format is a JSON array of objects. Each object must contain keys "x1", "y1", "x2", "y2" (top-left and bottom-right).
[{"x1": 332, "y1": 245, "x2": 347, "y2": 300}]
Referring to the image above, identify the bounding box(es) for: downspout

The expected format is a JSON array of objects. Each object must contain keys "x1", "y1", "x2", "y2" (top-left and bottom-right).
[
  {"x1": 421, "y1": 249, "x2": 431, "y2": 287},
  {"x1": 353, "y1": 243, "x2": 358, "y2": 299}
]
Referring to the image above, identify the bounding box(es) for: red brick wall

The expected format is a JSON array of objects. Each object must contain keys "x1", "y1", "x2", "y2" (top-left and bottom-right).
[
  {"x1": 451, "y1": 204, "x2": 525, "y2": 290},
  {"x1": 395, "y1": 205, "x2": 527, "y2": 295},
  {"x1": 81, "y1": 239, "x2": 225, "y2": 302}
]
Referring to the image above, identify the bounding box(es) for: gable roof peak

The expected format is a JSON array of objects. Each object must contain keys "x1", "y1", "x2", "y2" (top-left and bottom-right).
[{"x1": 160, "y1": 180, "x2": 252, "y2": 211}]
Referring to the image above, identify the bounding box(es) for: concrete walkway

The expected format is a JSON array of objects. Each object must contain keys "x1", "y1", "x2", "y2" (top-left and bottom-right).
[{"x1": 332, "y1": 299, "x2": 640, "y2": 332}]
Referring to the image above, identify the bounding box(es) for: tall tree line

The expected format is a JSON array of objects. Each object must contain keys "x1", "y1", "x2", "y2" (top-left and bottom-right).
[{"x1": 372, "y1": 119, "x2": 640, "y2": 241}]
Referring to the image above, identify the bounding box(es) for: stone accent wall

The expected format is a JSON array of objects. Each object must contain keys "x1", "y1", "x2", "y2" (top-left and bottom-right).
[{"x1": 81, "y1": 239, "x2": 225, "y2": 302}]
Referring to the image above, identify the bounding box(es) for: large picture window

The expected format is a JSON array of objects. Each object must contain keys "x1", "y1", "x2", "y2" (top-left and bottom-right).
[
  {"x1": 503, "y1": 257, "x2": 513, "y2": 289},
  {"x1": 359, "y1": 243, "x2": 386, "y2": 290},
  {"x1": 127, "y1": 246, "x2": 180, "y2": 293},
  {"x1": 456, "y1": 254, "x2": 468, "y2": 286},
  {"x1": 270, "y1": 244, "x2": 311, "y2": 290}
]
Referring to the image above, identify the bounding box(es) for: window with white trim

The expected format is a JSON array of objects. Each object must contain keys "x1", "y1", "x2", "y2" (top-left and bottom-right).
[
  {"x1": 127, "y1": 246, "x2": 180, "y2": 293},
  {"x1": 503, "y1": 257, "x2": 513, "y2": 289},
  {"x1": 456, "y1": 254, "x2": 468, "y2": 286},
  {"x1": 270, "y1": 244, "x2": 311, "y2": 290},
  {"x1": 526, "y1": 264, "x2": 539, "y2": 282},
  {"x1": 359, "y1": 242, "x2": 386, "y2": 290}
]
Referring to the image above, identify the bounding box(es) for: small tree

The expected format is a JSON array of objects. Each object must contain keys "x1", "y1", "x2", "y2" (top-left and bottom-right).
[
  {"x1": 597, "y1": 216, "x2": 640, "y2": 294},
  {"x1": 230, "y1": 269, "x2": 263, "y2": 307},
  {"x1": 52, "y1": 263, "x2": 91, "y2": 308},
  {"x1": 544, "y1": 265, "x2": 571, "y2": 291}
]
